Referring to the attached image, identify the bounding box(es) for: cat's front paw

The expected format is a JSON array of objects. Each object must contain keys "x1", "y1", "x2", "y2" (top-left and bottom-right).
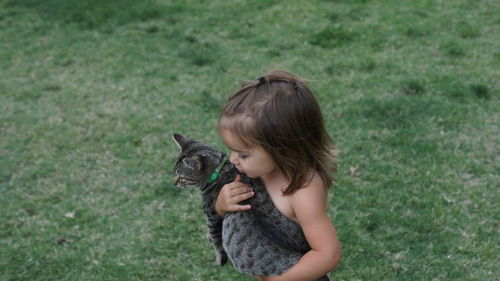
[{"x1": 216, "y1": 252, "x2": 228, "y2": 266}]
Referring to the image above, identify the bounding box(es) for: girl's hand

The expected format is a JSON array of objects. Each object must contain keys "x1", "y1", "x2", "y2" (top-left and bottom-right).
[{"x1": 215, "y1": 174, "x2": 254, "y2": 217}]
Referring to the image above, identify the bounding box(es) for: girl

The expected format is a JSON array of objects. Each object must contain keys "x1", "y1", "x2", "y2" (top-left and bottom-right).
[{"x1": 215, "y1": 70, "x2": 341, "y2": 281}]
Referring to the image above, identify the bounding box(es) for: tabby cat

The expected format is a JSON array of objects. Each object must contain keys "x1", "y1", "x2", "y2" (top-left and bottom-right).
[{"x1": 172, "y1": 133, "x2": 329, "y2": 280}]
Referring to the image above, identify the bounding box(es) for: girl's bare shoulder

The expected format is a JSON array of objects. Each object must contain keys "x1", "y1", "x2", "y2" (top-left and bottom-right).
[{"x1": 290, "y1": 171, "x2": 328, "y2": 216}]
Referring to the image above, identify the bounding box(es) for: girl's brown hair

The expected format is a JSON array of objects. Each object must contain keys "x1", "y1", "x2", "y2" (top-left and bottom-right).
[{"x1": 219, "y1": 70, "x2": 337, "y2": 194}]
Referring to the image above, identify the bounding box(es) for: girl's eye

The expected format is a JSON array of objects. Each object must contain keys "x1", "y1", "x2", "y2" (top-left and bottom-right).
[{"x1": 238, "y1": 154, "x2": 248, "y2": 159}]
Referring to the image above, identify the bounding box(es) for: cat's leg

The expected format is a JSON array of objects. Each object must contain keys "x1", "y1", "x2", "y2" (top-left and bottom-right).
[
  {"x1": 207, "y1": 215, "x2": 228, "y2": 266},
  {"x1": 215, "y1": 246, "x2": 228, "y2": 266},
  {"x1": 206, "y1": 231, "x2": 227, "y2": 266}
]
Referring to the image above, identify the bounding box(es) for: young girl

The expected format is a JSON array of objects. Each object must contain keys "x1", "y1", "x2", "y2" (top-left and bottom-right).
[{"x1": 215, "y1": 70, "x2": 341, "y2": 281}]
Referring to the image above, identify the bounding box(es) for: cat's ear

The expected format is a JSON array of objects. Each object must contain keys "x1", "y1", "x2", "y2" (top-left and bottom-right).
[
  {"x1": 173, "y1": 133, "x2": 191, "y2": 151},
  {"x1": 182, "y1": 157, "x2": 202, "y2": 171},
  {"x1": 199, "y1": 151, "x2": 225, "y2": 162},
  {"x1": 200, "y1": 152, "x2": 225, "y2": 161},
  {"x1": 217, "y1": 151, "x2": 226, "y2": 159}
]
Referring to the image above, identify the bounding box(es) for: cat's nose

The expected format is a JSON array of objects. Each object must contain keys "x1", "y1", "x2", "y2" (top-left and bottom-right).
[{"x1": 172, "y1": 176, "x2": 179, "y2": 185}]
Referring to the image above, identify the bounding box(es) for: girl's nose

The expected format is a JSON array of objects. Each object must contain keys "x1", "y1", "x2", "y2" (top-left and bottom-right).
[{"x1": 229, "y1": 151, "x2": 238, "y2": 165}]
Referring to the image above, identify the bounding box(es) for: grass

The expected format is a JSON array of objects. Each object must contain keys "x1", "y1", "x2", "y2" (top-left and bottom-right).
[{"x1": 0, "y1": 0, "x2": 498, "y2": 280}]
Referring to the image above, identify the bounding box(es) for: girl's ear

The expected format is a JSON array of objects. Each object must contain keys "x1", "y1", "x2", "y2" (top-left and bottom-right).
[
  {"x1": 182, "y1": 157, "x2": 202, "y2": 170},
  {"x1": 173, "y1": 133, "x2": 190, "y2": 151}
]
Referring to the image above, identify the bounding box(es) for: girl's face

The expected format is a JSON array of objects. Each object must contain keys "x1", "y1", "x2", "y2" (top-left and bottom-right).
[{"x1": 220, "y1": 128, "x2": 278, "y2": 179}]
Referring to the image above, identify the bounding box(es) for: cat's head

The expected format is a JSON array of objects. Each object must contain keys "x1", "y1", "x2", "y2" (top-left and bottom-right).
[{"x1": 172, "y1": 133, "x2": 225, "y2": 188}]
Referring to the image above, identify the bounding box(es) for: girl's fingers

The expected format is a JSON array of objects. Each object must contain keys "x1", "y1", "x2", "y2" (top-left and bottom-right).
[
  {"x1": 230, "y1": 204, "x2": 251, "y2": 212},
  {"x1": 230, "y1": 185, "x2": 252, "y2": 196},
  {"x1": 231, "y1": 191, "x2": 255, "y2": 203},
  {"x1": 217, "y1": 175, "x2": 253, "y2": 213}
]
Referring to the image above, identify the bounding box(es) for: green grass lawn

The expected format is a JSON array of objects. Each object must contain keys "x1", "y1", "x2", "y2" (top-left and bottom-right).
[{"x1": 1, "y1": 0, "x2": 498, "y2": 280}]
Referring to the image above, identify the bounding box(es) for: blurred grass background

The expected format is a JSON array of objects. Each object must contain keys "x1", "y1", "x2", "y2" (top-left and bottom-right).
[{"x1": 1, "y1": 0, "x2": 498, "y2": 280}]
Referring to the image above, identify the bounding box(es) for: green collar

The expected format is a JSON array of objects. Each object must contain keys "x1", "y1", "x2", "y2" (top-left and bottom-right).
[{"x1": 207, "y1": 156, "x2": 226, "y2": 184}]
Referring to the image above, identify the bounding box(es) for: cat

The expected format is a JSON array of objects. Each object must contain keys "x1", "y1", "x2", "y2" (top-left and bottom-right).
[{"x1": 172, "y1": 133, "x2": 330, "y2": 280}]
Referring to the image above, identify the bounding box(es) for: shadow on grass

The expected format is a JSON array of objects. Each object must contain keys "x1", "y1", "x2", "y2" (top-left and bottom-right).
[
  {"x1": 6, "y1": 0, "x2": 190, "y2": 30},
  {"x1": 346, "y1": 76, "x2": 493, "y2": 133},
  {"x1": 342, "y1": 92, "x2": 475, "y2": 159}
]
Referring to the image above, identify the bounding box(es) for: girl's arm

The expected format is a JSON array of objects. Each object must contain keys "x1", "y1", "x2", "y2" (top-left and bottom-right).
[{"x1": 262, "y1": 174, "x2": 341, "y2": 281}]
